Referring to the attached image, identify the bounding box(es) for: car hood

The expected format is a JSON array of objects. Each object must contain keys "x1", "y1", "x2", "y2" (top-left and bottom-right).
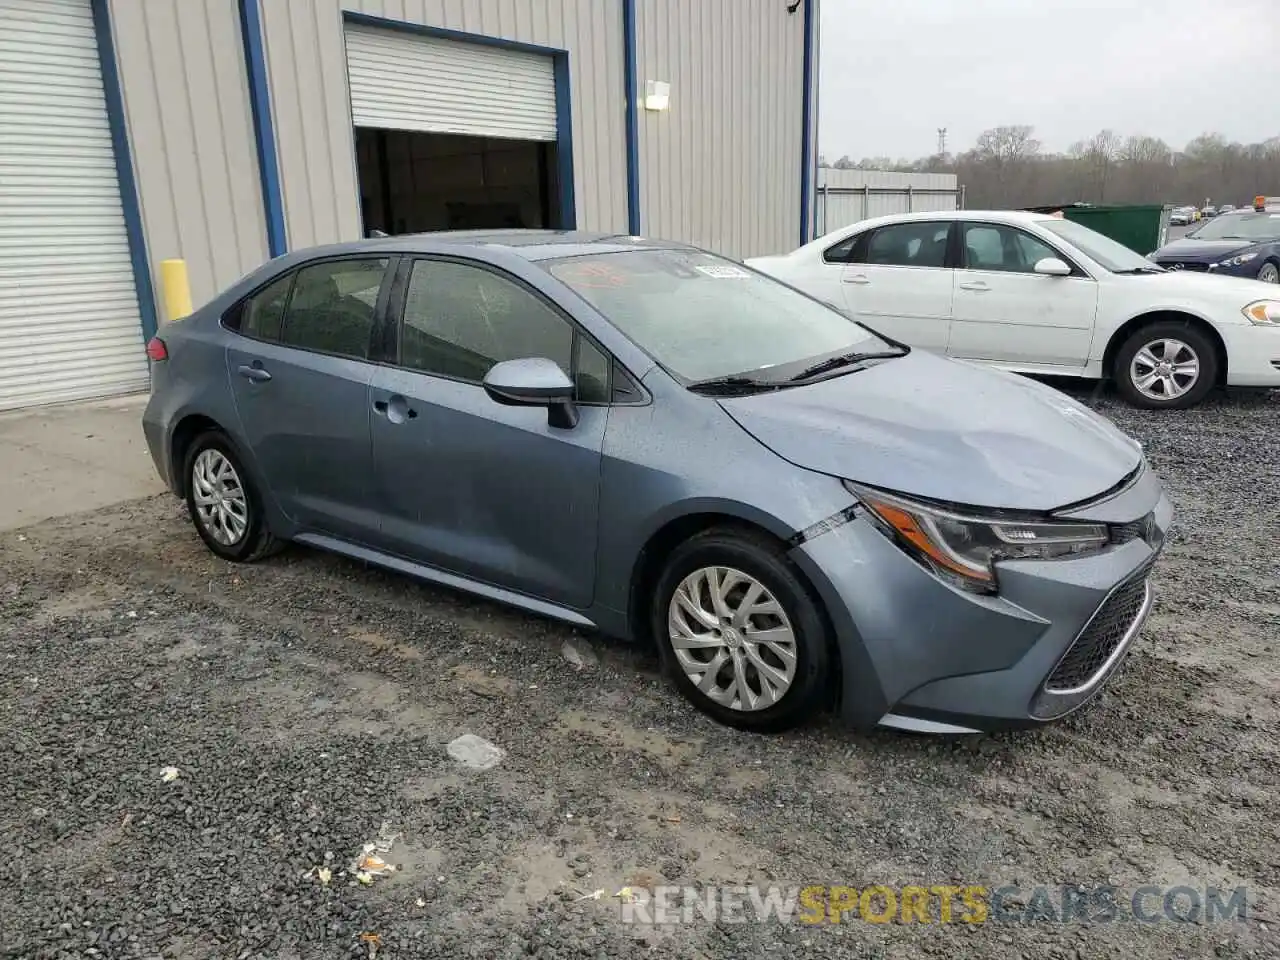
[
  {"x1": 718, "y1": 351, "x2": 1142, "y2": 512},
  {"x1": 1152, "y1": 238, "x2": 1255, "y2": 262}
]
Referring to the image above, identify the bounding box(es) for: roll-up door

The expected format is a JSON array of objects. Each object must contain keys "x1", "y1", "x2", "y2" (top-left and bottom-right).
[
  {"x1": 344, "y1": 23, "x2": 557, "y2": 142},
  {"x1": 0, "y1": 0, "x2": 149, "y2": 410}
]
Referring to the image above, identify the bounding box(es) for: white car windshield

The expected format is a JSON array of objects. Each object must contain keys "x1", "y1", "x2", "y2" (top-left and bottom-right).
[
  {"x1": 1038, "y1": 219, "x2": 1156, "y2": 273},
  {"x1": 546, "y1": 249, "x2": 893, "y2": 382}
]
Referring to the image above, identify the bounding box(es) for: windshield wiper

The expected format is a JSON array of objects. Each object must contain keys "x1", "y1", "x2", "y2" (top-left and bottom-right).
[
  {"x1": 788, "y1": 348, "x2": 907, "y2": 382},
  {"x1": 687, "y1": 375, "x2": 784, "y2": 395}
]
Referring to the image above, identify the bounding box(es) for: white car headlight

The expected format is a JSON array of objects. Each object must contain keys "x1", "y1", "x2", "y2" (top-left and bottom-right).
[
  {"x1": 845, "y1": 482, "x2": 1109, "y2": 594},
  {"x1": 1215, "y1": 252, "x2": 1258, "y2": 268},
  {"x1": 1242, "y1": 300, "x2": 1280, "y2": 326}
]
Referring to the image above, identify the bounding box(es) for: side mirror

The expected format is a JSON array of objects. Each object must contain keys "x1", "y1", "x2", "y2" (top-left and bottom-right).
[
  {"x1": 1033, "y1": 257, "x2": 1072, "y2": 277},
  {"x1": 482, "y1": 357, "x2": 578, "y2": 428}
]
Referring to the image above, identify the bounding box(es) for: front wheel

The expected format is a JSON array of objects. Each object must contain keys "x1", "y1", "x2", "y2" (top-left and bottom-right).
[
  {"x1": 1258, "y1": 261, "x2": 1279, "y2": 284},
  {"x1": 1113, "y1": 321, "x2": 1217, "y2": 409},
  {"x1": 651, "y1": 528, "x2": 832, "y2": 733}
]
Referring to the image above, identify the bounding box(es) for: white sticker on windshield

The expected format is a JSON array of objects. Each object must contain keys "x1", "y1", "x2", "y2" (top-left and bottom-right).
[{"x1": 695, "y1": 264, "x2": 751, "y2": 279}]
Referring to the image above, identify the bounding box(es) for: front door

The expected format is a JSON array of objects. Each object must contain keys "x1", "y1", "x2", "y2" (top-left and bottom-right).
[
  {"x1": 368, "y1": 257, "x2": 606, "y2": 609},
  {"x1": 840, "y1": 220, "x2": 955, "y2": 352},
  {"x1": 947, "y1": 222, "x2": 1099, "y2": 368},
  {"x1": 225, "y1": 256, "x2": 393, "y2": 543}
]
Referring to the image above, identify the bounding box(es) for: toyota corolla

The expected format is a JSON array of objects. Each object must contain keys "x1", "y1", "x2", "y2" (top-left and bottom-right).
[{"x1": 142, "y1": 231, "x2": 1171, "y2": 734}]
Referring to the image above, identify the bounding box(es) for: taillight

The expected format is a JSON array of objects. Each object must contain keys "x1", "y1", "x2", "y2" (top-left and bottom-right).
[{"x1": 146, "y1": 337, "x2": 168, "y2": 361}]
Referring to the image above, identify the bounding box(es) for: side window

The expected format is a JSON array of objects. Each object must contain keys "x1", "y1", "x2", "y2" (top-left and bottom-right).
[
  {"x1": 230, "y1": 273, "x2": 293, "y2": 341},
  {"x1": 865, "y1": 222, "x2": 950, "y2": 268},
  {"x1": 822, "y1": 233, "x2": 860, "y2": 264},
  {"x1": 1011, "y1": 230, "x2": 1063, "y2": 271},
  {"x1": 400, "y1": 259, "x2": 573, "y2": 382},
  {"x1": 279, "y1": 258, "x2": 389, "y2": 359},
  {"x1": 575, "y1": 336, "x2": 612, "y2": 404},
  {"x1": 964, "y1": 224, "x2": 1064, "y2": 273}
]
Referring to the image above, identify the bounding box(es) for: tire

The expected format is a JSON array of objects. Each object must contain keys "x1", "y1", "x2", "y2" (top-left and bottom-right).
[
  {"x1": 1113, "y1": 320, "x2": 1218, "y2": 410},
  {"x1": 651, "y1": 527, "x2": 832, "y2": 733},
  {"x1": 1258, "y1": 261, "x2": 1279, "y2": 284},
  {"x1": 182, "y1": 430, "x2": 282, "y2": 562}
]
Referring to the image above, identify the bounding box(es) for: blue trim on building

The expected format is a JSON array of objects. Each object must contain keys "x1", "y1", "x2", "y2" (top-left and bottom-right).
[
  {"x1": 799, "y1": 0, "x2": 816, "y2": 246},
  {"x1": 621, "y1": 0, "x2": 641, "y2": 236},
  {"x1": 239, "y1": 0, "x2": 287, "y2": 257},
  {"x1": 341, "y1": 12, "x2": 577, "y2": 230},
  {"x1": 89, "y1": 0, "x2": 158, "y2": 341},
  {"x1": 551, "y1": 57, "x2": 578, "y2": 229}
]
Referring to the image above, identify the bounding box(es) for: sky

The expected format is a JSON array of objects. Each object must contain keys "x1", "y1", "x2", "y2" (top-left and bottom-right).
[{"x1": 818, "y1": 0, "x2": 1280, "y2": 162}]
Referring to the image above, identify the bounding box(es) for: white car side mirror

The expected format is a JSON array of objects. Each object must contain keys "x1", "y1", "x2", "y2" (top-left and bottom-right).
[{"x1": 1033, "y1": 257, "x2": 1072, "y2": 277}]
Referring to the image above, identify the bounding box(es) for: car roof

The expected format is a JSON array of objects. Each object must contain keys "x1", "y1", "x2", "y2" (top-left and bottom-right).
[
  {"x1": 807, "y1": 209, "x2": 1059, "y2": 244},
  {"x1": 274, "y1": 230, "x2": 692, "y2": 264}
]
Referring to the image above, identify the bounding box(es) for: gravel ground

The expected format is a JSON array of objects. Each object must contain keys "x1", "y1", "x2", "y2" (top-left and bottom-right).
[{"x1": 1, "y1": 384, "x2": 1277, "y2": 960}]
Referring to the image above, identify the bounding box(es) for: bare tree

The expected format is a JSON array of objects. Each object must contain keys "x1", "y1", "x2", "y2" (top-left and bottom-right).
[{"x1": 837, "y1": 125, "x2": 1280, "y2": 208}]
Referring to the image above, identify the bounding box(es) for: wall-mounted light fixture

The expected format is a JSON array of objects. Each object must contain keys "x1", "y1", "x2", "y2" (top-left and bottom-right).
[{"x1": 643, "y1": 80, "x2": 670, "y2": 112}]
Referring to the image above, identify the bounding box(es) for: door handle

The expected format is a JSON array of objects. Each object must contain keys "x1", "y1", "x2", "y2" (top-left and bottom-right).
[
  {"x1": 959, "y1": 281, "x2": 990, "y2": 291},
  {"x1": 236, "y1": 363, "x2": 271, "y2": 382},
  {"x1": 376, "y1": 394, "x2": 418, "y2": 424},
  {"x1": 842, "y1": 274, "x2": 871, "y2": 285}
]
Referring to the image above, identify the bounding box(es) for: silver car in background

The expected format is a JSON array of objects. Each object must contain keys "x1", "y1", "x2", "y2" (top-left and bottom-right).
[{"x1": 143, "y1": 231, "x2": 1171, "y2": 734}]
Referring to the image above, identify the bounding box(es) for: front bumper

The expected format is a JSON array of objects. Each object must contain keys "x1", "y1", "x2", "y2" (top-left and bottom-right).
[
  {"x1": 1218, "y1": 322, "x2": 1280, "y2": 387},
  {"x1": 789, "y1": 468, "x2": 1172, "y2": 732}
]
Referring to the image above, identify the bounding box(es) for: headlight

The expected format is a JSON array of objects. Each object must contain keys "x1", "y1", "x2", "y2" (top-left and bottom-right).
[
  {"x1": 1242, "y1": 299, "x2": 1280, "y2": 326},
  {"x1": 846, "y1": 482, "x2": 1108, "y2": 594},
  {"x1": 1214, "y1": 252, "x2": 1258, "y2": 268}
]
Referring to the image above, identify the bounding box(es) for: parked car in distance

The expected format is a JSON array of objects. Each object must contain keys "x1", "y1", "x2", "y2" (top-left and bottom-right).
[
  {"x1": 747, "y1": 211, "x2": 1280, "y2": 409},
  {"x1": 1219, "y1": 204, "x2": 1235, "y2": 215},
  {"x1": 1169, "y1": 207, "x2": 1195, "y2": 226},
  {"x1": 1201, "y1": 206, "x2": 1218, "y2": 219},
  {"x1": 1149, "y1": 207, "x2": 1280, "y2": 284},
  {"x1": 143, "y1": 230, "x2": 1172, "y2": 735}
]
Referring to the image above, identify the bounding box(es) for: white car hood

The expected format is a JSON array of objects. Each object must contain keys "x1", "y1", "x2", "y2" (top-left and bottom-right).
[{"x1": 1135, "y1": 269, "x2": 1280, "y2": 301}]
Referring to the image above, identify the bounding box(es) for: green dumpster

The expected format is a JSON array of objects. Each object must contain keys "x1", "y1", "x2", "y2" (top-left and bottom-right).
[{"x1": 1023, "y1": 203, "x2": 1173, "y2": 255}]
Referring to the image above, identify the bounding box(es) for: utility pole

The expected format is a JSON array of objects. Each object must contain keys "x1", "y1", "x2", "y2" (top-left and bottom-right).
[{"x1": 936, "y1": 127, "x2": 947, "y2": 157}]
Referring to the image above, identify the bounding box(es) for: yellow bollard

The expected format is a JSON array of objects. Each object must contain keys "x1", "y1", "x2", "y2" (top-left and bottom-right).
[{"x1": 159, "y1": 258, "x2": 193, "y2": 323}]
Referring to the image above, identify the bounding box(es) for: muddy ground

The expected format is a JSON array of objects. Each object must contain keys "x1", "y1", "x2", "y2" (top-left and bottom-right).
[{"x1": 1, "y1": 387, "x2": 1277, "y2": 959}]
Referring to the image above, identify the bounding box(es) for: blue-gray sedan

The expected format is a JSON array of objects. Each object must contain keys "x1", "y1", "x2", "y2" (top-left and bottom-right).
[{"x1": 142, "y1": 231, "x2": 1171, "y2": 734}]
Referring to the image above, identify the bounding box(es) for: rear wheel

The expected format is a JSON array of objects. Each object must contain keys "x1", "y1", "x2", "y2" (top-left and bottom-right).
[
  {"x1": 651, "y1": 528, "x2": 831, "y2": 732},
  {"x1": 1113, "y1": 321, "x2": 1217, "y2": 410},
  {"x1": 182, "y1": 431, "x2": 281, "y2": 562}
]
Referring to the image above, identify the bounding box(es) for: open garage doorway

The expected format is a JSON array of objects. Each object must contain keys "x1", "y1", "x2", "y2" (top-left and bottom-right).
[{"x1": 354, "y1": 129, "x2": 563, "y2": 235}]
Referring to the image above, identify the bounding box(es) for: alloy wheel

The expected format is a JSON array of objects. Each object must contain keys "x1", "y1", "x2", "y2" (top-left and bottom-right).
[
  {"x1": 667, "y1": 566, "x2": 797, "y2": 711},
  {"x1": 190, "y1": 448, "x2": 249, "y2": 546},
  {"x1": 1129, "y1": 338, "x2": 1200, "y2": 402},
  {"x1": 1259, "y1": 262, "x2": 1279, "y2": 284}
]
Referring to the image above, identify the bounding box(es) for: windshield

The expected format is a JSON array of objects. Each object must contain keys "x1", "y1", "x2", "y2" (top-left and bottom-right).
[
  {"x1": 545, "y1": 248, "x2": 891, "y2": 382},
  {"x1": 1038, "y1": 219, "x2": 1156, "y2": 272},
  {"x1": 1188, "y1": 211, "x2": 1280, "y2": 242}
]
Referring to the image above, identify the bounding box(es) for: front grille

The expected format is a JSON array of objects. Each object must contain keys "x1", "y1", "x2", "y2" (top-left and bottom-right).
[
  {"x1": 1043, "y1": 574, "x2": 1150, "y2": 694},
  {"x1": 1156, "y1": 261, "x2": 1209, "y2": 272}
]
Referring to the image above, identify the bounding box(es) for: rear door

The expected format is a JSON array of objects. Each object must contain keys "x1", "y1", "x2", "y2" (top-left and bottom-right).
[
  {"x1": 367, "y1": 256, "x2": 609, "y2": 609},
  {"x1": 838, "y1": 220, "x2": 955, "y2": 351},
  {"x1": 225, "y1": 256, "x2": 394, "y2": 543},
  {"x1": 948, "y1": 222, "x2": 1098, "y2": 367}
]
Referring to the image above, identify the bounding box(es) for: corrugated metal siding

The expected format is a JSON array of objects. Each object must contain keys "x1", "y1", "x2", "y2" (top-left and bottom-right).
[
  {"x1": 108, "y1": 0, "x2": 267, "y2": 312},
  {"x1": 0, "y1": 0, "x2": 148, "y2": 409},
  {"x1": 634, "y1": 0, "x2": 805, "y2": 260},
  {"x1": 345, "y1": 23, "x2": 557, "y2": 140},
  {"x1": 259, "y1": 0, "x2": 628, "y2": 249},
  {"x1": 815, "y1": 168, "x2": 961, "y2": 235}
]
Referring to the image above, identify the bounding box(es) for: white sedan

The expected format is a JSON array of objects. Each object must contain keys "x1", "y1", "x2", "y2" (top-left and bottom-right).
[{"x1": 746, "y1": 210, "x2": 1280, "y2": 408}]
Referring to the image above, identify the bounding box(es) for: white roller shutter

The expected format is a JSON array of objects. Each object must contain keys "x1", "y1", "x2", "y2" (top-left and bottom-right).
[
  {"x1": 0, "y1": 0, "x2": 148, "y2": 410},
  {"x1": 345, "y1": 24, "x2": 557, "y2": 142}
]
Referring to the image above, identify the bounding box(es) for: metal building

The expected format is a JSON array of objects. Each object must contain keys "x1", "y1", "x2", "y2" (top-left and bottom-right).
[
  {"x1": 0, "y1": 0, "x2": 819, "y2": 410},
  {"x1": 815, "y1": 168, "x2": 962, "y2": 236}
]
